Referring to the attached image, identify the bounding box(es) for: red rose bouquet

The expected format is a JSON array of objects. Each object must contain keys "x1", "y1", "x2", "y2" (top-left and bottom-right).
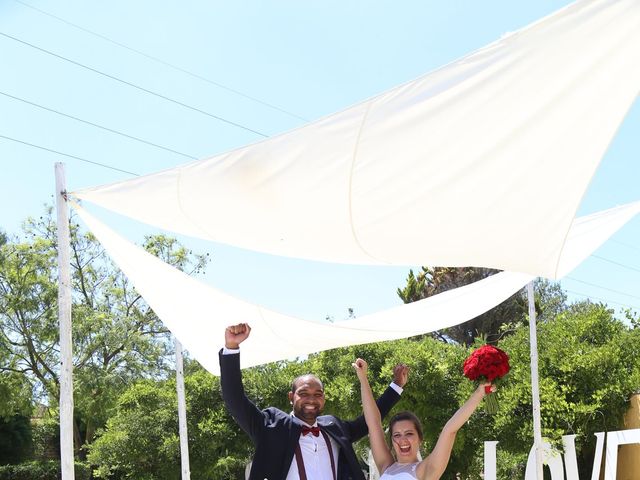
[{"x1": 463, "y1": 345, "x2": 510, "y2": 414}]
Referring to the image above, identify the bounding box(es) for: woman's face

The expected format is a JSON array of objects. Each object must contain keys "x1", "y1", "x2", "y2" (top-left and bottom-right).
[{"x1": 390, "y1": 419, "x2": 421, "y2": 463}]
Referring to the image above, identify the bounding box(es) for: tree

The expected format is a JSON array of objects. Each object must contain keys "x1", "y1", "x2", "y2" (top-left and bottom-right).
[
  {"x1": 397, "y1": 267, "x2": 528, "y2": 345},
  {"x1": 88, "y1": 362, "x2": 291, "y2": 480},
  {"x1": 397, "y1": 268, "x2": 566, "y2": 345},
  {"x1": 0, "y1": 415, "x2": 32, "y2": 464},
  {"x1": 88, "y1": 380, "x2": 182, "y2": 480},
  {"x1": 0, "y1": 344, "x2": 32, "y2": 420},
  {"x1": 489, "y1": 301, "x2": 640, "y2": 478},
  {"x1": 0, "y1": 209, "x2": 208, "y2": 457}
]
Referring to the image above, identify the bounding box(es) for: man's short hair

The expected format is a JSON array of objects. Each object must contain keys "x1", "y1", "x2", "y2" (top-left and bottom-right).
[{"x1": 291, "y1": 374, "x2": 324, "y2": 393}]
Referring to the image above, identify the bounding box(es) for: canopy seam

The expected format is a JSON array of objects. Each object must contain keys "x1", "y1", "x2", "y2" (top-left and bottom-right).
[{"x1": 347, "y1": 101, "x2": 385, "y2": 263}]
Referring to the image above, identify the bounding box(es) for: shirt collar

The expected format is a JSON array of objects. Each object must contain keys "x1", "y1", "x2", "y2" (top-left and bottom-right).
[{"x1": 291, "y1": 412, "x2": 318, "y2": 428}]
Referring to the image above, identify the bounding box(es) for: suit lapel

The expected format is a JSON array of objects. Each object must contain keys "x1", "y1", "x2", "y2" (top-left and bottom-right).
[
  {"x1": 280, "y1": 417, "x2": 302, "y2": 479},
  {"x1": 318, "y1": 417, "x2": 345, "y2": 446}
]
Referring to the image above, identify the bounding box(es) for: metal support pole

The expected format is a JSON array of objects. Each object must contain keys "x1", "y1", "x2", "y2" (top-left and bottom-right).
[
  {"x1": 527, "y1": 281, "x2": 543, "y2": 480},
  {"x1": 175, "y1": 338, "x2": 191, "y2": 480},
  {"x1": 55, "y1": 163, "x2": 75, "y2": 480}
]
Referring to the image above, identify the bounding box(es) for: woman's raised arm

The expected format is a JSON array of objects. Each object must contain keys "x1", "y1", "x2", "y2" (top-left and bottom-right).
[
  {"x1": 352, "y1": 358, "x2": 395, "y2": 474},
  {"x1": 417, "y1": 383, "x2": 493, "y2": 480}
]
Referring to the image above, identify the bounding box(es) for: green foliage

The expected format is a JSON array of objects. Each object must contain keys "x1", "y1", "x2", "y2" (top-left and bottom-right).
[
  {"x1": 533, "y1": 279, "x2": 568, "y2": 322},
  {"x1": 89, "y1": 364, "x2": 254, "y2": 480},
  {"x1": 490, "y1": 301, "x2": 640, "y2": 477},
  {"x1": 0, "y1": 460, "x2": 90, "y2": 480},
  {"x1": 88, "y1": 380, "x2": 181, "y2": 479},
  {"x1": 0, "y1": 209, "x2": 208, "y2": 457},
  {"x1": 0, "y1": 370, "x2": 32, "y2": 420},
  {"x1": 0, "y1": 215, "x2": 59, "y2": 404},
  {"x1": 30, "y1": 417, "x2": 59, "y2": 461},
  {"x1": 396, "y1": 267, "x2": 529, "y2": 345},
  {"x1": 0, "y1": 416, "x2": 32, "y2": 465}
]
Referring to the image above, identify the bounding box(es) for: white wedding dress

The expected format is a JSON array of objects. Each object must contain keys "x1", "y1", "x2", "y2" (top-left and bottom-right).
[{"x1": 379, "y1": 462, "x2": 419, "y2": 479}]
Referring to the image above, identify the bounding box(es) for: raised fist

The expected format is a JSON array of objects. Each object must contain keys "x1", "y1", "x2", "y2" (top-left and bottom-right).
[{"x1": 225, "y1": 323, "x2": 251, "y2": 349}]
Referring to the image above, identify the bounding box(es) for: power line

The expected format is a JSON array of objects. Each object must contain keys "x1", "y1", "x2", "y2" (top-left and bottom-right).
[
  {"x1": 0, "y1": 134, "x2": 139, "y2": 176},
  {"x1": 0, "y1": 90, "x2": 198, "y2": 160},
  {"x1": 0, "y1": 31, "x2": 269, "y2": 138},
  {"x1": 610, "y1": 239, "x2": 640, "y2": 254},
  {"x1": 12, "y1": 0, "x2": 309, "y2": 123},
  {"x1": 565, "y1": 289, "x2": 640, "y2": 312},
  {"x1": 590, "y1": 253, "x2": 640, "y2": 274},
  {"x1": 564, "y1": 276, "x2": 640, "y2": 302}
]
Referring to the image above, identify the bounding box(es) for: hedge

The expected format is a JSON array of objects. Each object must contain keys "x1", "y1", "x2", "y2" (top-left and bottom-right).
[{"x1": 0, "y1": 461, "x2": 90, "y2": 480}]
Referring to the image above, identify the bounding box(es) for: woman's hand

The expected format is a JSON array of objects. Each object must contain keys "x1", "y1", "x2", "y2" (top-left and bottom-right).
[
  {"x1": 352, "y1": 358, "x2": 368, "y2": 379},
  {"x1": 478, "y1": 382, "x2": 496, "y2": 395}
]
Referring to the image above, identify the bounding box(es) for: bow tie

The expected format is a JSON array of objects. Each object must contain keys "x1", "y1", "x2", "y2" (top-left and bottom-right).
[{"x1": 301, "y1": 426, "x2": 321, "y2": 437}]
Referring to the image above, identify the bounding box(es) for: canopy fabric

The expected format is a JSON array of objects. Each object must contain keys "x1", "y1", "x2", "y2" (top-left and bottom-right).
[
  {"x1": 72, "y1": 0, "x2": 640, "y2": 279},
  {"x1": 72, "y1": 201, "x2": 640, "y2": 375}
]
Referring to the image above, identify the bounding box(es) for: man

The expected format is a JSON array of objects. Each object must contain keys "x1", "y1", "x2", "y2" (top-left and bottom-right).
[{"x1": 220, "y1": 323, "x2": 409, "y2": 480}]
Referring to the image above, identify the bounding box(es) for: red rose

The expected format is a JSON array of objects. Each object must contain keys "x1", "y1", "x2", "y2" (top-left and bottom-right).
[{"x1": 463, "y1": 345, "x2": 510, "y2": 414}]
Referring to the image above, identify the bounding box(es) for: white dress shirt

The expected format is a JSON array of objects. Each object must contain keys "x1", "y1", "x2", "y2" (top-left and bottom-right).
[{"x1": 285, "y1": 419, "x2": 337, "y2": 480}]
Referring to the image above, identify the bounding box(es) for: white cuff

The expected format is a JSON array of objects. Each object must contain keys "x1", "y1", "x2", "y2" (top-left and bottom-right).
[
  {"x1": 390, "y1": 382, "x2": 403, "y2": 395},
  {"x1": 222, "y1": 347, "x2": 240, "y2": 355}
]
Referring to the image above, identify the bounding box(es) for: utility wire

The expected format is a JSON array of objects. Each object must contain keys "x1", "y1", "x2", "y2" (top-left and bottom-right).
[
  {"x1": 12, "y1": 0, "x2": 308, "y2": 122},
  {"x1": 565, "y1": 289, "x2": 640, "y2": 312},
  {"x1": 0, "y1": 134, "x2": 139, "y2": 176},
  {"x1": 5, "y1": 2, "x2": 638, "y2": 304},
  {"x1": 0, "y1": 90, "x2": 198, "y2": 160},
  {"x1": 564, "y1": 276, "x2": 640, "y2": 302},
  {"x1": 610, "y1": 239, "x2": 640, "y2": 254},
  {"x1": 590, "y1": 253, "x2": 640, "y2": 274},
  {"x1": 0, "y1": 31, "x2": 269, "y2": 138}
]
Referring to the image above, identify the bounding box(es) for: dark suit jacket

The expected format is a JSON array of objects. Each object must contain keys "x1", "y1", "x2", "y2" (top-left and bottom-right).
[{"x1": 219, "y1": 350, "x2": 401, "y2": 480}]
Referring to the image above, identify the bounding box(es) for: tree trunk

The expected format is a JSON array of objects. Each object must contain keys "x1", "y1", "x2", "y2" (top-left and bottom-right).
[{"x1": 73, "y1": 417, "x2": 84, "y2": 460}]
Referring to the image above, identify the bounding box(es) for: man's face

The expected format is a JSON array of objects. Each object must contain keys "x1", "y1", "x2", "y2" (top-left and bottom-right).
[{"x1": 288, "y1": 375, "x2": 325, "y2": 424}]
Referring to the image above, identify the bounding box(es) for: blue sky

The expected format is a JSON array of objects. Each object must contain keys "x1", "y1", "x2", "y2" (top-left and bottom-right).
[{"x1": 1, "y1": 0, "x2": 639, "y2": 323}]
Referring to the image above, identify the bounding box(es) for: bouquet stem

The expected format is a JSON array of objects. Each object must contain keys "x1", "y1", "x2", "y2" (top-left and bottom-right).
[{"x1": 484, "y1": 391, "x2": 498, "y2": 414}]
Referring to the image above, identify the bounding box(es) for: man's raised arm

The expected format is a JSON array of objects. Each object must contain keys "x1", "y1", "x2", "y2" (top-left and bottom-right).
[{"x1": 219, "y1": 323, "x2": 264, "y2": 442}]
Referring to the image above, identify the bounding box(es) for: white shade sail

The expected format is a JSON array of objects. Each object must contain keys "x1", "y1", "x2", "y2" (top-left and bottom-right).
[
  {"x1": 72, "y1": 201, "x2": 640, "y2": 374},
  {"x1": 73, "y1": 0, "x2": 640, "y2": 279}
]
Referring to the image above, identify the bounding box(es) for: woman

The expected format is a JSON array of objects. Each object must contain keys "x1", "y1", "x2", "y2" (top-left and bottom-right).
[{"x1": 352, "y1": 358, "x2": 494, "y2": 480}]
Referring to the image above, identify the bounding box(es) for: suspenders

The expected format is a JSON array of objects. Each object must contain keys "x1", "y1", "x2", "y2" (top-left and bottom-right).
[{"x1": 294, "y1": 429, "x2": 337, "y2": 480}]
